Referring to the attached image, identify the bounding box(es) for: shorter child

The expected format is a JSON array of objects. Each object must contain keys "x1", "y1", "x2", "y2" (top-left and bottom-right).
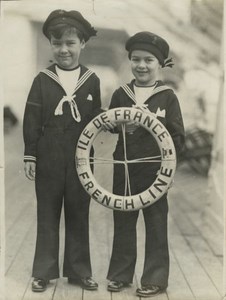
[
  {"x1": 23, "y1": 9, "x2": 101, "y2": 292},
  {"x1": 104, "y1": 31, "x2": 185, "y2": 297}
]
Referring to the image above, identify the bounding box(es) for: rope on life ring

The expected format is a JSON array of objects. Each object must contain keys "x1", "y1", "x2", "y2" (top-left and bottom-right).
[{"x1": 75, "y1": 107, "x2": 176, "y2": 211}]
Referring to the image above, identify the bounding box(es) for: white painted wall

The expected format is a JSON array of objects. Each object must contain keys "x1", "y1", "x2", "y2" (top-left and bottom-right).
[{"x1": 2, "y1": 11, "x2": 37, "y2": 121}]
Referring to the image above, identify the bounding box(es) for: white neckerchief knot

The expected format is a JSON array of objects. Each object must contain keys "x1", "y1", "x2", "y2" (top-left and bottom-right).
[{"x1": 54, "y1": 95, "x2": 81, "y2": 122}]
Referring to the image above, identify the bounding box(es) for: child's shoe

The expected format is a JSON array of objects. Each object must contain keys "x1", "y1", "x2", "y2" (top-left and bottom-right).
[
  {"x1": 32, "y1": 278, "x2": 49, "y2": 292},
  {"x1": 136, "y1": 285, "x2": 165, "y2": 297}
]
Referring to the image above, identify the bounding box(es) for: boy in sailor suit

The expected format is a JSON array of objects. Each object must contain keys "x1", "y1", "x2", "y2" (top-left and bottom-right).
[
  {"x1": 104, "y1": 31, "x2": 185, "y2": 297},
  {"x1": 23, "y1": 9, "x2": 101, "y2": 292}
]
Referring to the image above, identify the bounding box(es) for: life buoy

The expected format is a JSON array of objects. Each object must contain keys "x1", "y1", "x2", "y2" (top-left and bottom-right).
[{"x1": 75, "y1": 107, "x2": 176, "y2": 211}]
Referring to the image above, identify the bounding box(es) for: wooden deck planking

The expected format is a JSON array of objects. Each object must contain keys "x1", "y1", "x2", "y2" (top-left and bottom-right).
[
  {"x1": 167, "y1": 247, "x2": 195, "y2": 300},
  {"x1": 5, "y1": 204, "x2": 35, "y2": 273},
  {"x1": 5, "y1": 223, "x2": 36, "y2": 300},
  {"x1": 52, "y1": 278, "x2": 83, "y2": 300},
  {"x1": 186, "y1": 235, "x2": 222, "y2": 294},
  {"x1": 168, "y1": 178, "x2": 223, "y2": 299},
  {"x1": 170, "y1": 186, "x2": 223, "y2": 258},
  {"x1": 169, "y1": 167, "x2": 223, "y2": 258},
  {"x1": 168, "y1": 215, "x2": 221, "y2": 300},
  {"x1": 187, "y1": 210, "x2": 223, "y2": 258},
  {"x1": 5, "y1": 158, "x2": 35, "y2": 235},
  {"x1": 5, "y1": 188, "x2": 34, "y2": 234},
  {"x1": 83, "y1": 287, "x2": 110, "y2": 300}
]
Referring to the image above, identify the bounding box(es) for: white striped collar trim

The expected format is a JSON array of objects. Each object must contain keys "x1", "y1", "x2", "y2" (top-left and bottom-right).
[
  {"x1": 152, "y1": 85, "x2": 172, "y2": 96},
  {"x1": 121, "y1": 84, "x2": 172, "y2": 102},
  {"x1": 121, "y1": 85, "x2": 136, "y2": 103},
  {"x1": 41, "y1": 69, "x2": 61, "y2": 86},
  {"x1": 41, "y1": 68, "x2": 94, "y2": 95},
  {"x1": 74, "y1": 69, "x2": 93, "y2": 93}
]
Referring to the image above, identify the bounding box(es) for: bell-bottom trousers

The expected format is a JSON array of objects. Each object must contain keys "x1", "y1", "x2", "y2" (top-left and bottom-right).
[{"x1": 32, "y1": 128, "x2": 92, "y2": 280}]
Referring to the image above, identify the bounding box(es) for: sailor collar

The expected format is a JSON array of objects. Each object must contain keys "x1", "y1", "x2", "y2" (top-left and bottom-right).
[
  {"x1": 121, "y1": 80, "x2": 172, "y2": 104},
  {"x1": 40, "y1": 64, "x2": 94, "y2": 95},
  {"x1": 40, "y1": 64, "x2": 94, "y2": 123}
]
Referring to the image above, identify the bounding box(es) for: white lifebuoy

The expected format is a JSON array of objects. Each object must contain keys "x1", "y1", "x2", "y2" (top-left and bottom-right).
[{"x1": 75, "y1": 107, "x2": 176, "y2": 211}]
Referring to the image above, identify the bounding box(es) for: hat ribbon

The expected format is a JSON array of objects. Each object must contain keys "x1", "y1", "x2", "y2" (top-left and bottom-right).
[
  {"x1": 54, "y1": 95, "x2": 81, "y2": 122},
  {"x1": 163, "y1": 57, "x2": 174, "y2": 68}
]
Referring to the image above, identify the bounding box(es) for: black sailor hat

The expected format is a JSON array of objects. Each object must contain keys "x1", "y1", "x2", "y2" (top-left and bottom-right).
[{"x1": 43, "y1": 9, "x2": 97, "y2": 41}]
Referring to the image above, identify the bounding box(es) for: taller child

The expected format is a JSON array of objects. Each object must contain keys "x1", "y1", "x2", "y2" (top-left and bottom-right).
[{"x1": 23, "y1": 9, "x2": 101, "y2": 292}]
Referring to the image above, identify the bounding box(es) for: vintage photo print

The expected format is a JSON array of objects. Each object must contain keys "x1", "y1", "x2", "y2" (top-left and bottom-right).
[{"x1": 1, "y1": 0, "x2": 225, "y2": 299}]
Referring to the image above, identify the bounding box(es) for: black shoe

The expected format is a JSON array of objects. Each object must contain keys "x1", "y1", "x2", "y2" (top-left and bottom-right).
[
  {"x1": 107, "y1": 280, "x2": 129, "y2": 292},
  {"x1": 32, "y1": 278, "x2": 49, "y2": 292},
  {"x1": 68, "y1": 277, "x2": 98, "y2": 290},
  {"x1": 136, "y1": 285, "x2": 165, "y2": 297}
]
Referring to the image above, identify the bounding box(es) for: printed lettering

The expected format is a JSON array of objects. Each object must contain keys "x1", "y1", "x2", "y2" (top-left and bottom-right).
[
  {"x1": 148, "y1": 188, "x2": 157, "y2": 199},
  {"x1": 114, "y1": 199, "x2": 122, "y2": 209},
  {"x1": 162, "y1": 148, "x2": 168, "y2": 158},
  {"x1": 143, "y1": 115, "x2": 154, "y2": 128},
  {"x1": 114, "y1": 109, "x2": 121, "y2": 120},
  {"x1": 160, "y1": 167, "x2": 173, "y2": 177},
  {"x1": 78, "y1": 139, "x2": 89, "y2": 147},
  {"x1": 153, "y1": 178, "x2": 167, "y2": 192},
  {"x1": 133, "y1": 111, "x2": 142, "y2": 122},
  {"x1": 139, "y1": 195, "x2": 150, "y2": 206},
  {"x1": 79, "y1": 172, "x2": 90, "y2": 179},
  {"x1": 101, "y1": 113, "x2": 108, "y2": 123},
  {"x1": 158, "y1": 130, "x2": 169, "y2": 142},
  {"x1": 93, "y1": 118, "x2": 102, "y2": 129},
  {"x1": 102, "y1": 195, "x2": 111, "y2": 206},
  {"x1": 124, "y1": 109, "x2": 131, "y2": 120},
  {"x1": 152, "y1": 123, "x2": 163, "y2": 134},
  {"x1": 92, "y1": 189, "x2": 102, "y2": 200},
  {"x1": 84, "y1": 181, "x2": 94, "y2": 191},
  {"x1": 125, "y1": 198, "x2": 134, "y2": 209},
  {"x1": 77, "y1": 144, "x2": 87, "y2": 150},
  {"x1": 83, "y1": 129, "x2": 94, "y2": 139}
]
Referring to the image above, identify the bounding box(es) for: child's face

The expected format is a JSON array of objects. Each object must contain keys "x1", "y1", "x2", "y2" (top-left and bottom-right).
[
  {"x1": 50, "y1": 31, "x2": 85, "y2": 69},
  {"x1": 130, "y1": 50, "x2": 161, "y2": 86}
]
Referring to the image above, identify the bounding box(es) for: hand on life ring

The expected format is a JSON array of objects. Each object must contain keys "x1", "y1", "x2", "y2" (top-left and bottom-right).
[{"x1": 75, "y1": 107, "x2": 176, "y2": 211}]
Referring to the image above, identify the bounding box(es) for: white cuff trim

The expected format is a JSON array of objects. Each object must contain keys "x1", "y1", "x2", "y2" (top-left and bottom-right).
[{"x1": 24, "y1": 156, "x2": 36, "y2": 162}]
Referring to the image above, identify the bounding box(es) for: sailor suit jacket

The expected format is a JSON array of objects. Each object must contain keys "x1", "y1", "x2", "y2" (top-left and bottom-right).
[
  {"x1": 23, "y1": 64, "x2": 101, "y2": 162},
  {"x1": 109, "y1": 79, "x2": 185, "y2": 162}
]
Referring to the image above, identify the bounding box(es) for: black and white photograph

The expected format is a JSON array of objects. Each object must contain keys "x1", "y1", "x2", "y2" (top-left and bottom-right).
[{"x1": 0, "y1": 0, "x2": 225, "y2": 299}]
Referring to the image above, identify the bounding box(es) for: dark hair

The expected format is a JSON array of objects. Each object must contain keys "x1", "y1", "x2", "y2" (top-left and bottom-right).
[{"x1": 46, "y1": 24, "x2": 84, "y2": 41}]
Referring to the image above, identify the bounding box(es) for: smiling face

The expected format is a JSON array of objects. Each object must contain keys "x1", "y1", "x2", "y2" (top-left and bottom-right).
[
  {"x1": 50, "y1": 30, "x2": 85, "y2": 69},
  {"x1": 130, "y1": 50, "x2": 161, "y2": 86}
]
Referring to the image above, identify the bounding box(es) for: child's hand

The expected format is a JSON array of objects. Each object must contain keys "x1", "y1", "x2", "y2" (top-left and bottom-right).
[
  {"x1": 102, "y1": 120, "x2": 139, "y2": 134},
  {"x1": 24, "y1": 161, "x2": 36, "y2": 181},
  {"x1": 125, "y1": 121, "x2": 139, "y2": 134},
  {"x1": 102, "y1": 121, "x2": 117, "y2": 132}
]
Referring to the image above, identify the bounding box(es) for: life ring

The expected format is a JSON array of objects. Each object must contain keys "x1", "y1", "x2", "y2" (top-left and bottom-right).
[{"x1": 75, "y1": 107, "x2": 176, "y2": 211}]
